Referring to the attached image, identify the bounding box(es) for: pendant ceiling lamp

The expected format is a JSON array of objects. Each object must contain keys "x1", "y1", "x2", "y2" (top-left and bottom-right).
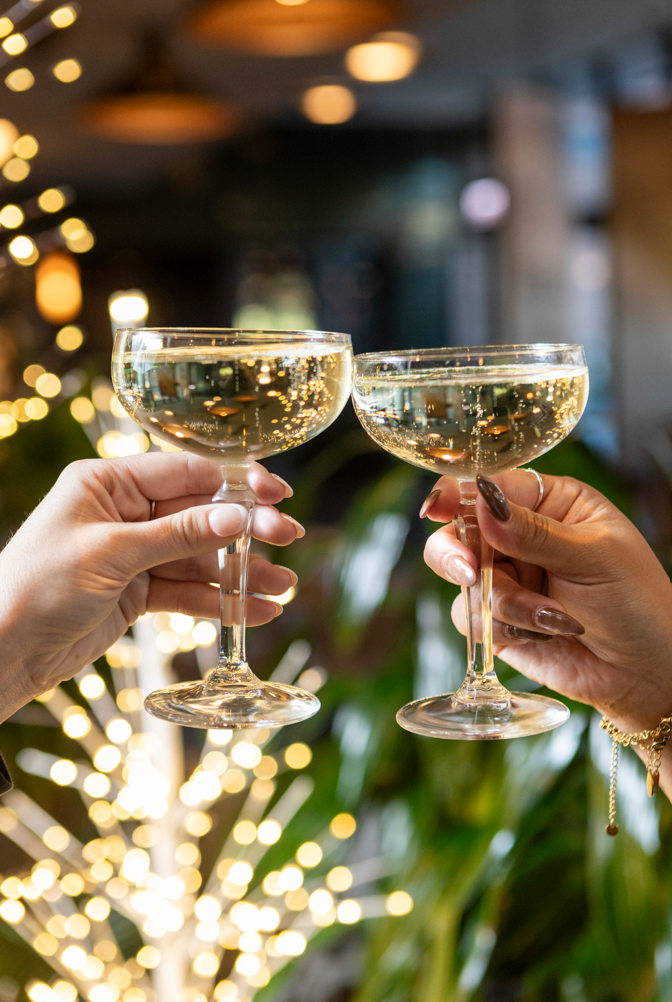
[
  {"x1": 79, "y1": 35, "x2": 237, "y2": 144},
  {"x1": 187, "y1": 0, "x2": 403, "y2": 57}
]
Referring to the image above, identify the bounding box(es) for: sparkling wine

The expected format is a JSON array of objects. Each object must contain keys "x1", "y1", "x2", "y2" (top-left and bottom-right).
[
  {"x1": 113, "y1": 344, "x2": 352, "y2": 463},
  {"x1": 352, "y1": 363, "x2": 588, "y2": 478}
]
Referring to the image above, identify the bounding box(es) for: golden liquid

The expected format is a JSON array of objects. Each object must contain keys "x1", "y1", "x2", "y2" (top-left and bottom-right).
[
  {"x1": 352, "y1": 364, "x2": 588, "y2": 478},
  {"x1": 114, "y1": 344, "x2": 353, "y2": 463}
]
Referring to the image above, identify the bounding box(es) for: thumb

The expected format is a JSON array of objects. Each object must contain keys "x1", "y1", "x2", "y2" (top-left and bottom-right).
[
  {"x1": 110, "y1": 502, "x2": 249, "y2": 574},
  {"x1": 475, "y1": 475, "x2": 585, "y2": 577}
]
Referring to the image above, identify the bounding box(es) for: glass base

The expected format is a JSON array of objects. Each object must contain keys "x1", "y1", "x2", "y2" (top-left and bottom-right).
[
  {"x1": 144, "y1": 679, "x2": 320, "y2": 729},
  {"x1": 396, "y1": 691, "x2": 569, "y2": 740}
]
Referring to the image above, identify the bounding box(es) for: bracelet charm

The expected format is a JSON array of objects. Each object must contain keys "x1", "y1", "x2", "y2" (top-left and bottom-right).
[{"x1": 599, "y1": 715, "x2": 672, "y2": 835}]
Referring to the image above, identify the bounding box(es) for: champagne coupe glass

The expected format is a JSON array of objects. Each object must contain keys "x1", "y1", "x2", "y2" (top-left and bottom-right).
[
  {"x1": 112, "y1": 328, "x2": 353, "y2": 729},
  {"x1": 352, "y1": 344, "x2": 588, "y2": 740}
]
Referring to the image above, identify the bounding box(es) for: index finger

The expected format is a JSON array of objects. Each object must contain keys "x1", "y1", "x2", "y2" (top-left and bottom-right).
[
  {"x1": 95, "y1": 453, "x2": 288, "y2": 515},
  {"x1": 422, "y1": 469, "x2": 598, "y2": 526}
]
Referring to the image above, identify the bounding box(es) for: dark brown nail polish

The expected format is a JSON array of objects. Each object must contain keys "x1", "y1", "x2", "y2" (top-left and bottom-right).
[
  {"x1": 533, "y1": 607, "x2": 585, "y2": 636},
  {"x1": 419, "y1": 488, "x2": 441, "y2": 519},
  {"x1": 503, "y1": 624, "x2": 553, "y2": 643},
  {"x1": 476, "y1": 475, "x2": 511, "y2": 522}
]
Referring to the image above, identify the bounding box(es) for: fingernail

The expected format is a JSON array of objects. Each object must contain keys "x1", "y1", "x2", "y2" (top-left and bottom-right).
[
  {"x1": 271, "y1": 473, "x2": 293, "y2": 498},
  {"x1": 442, "y1": 553, "x2": 477, "y2": 586},
  {"x1": 278, "y1": 565, "x2": 298, "y2": 586},
  {"x1": 533, "y1": 607, "x2": 585, "y2": 636},
  {"x1": 209, "y1": 503, "x2": 247, "y2": 536},
  {"x1": 419, "y1": 488, "x2": 441, "y2": 519},
  {"x1": 503, "y1": 625, "x2": 553, "y2": 643},
  {"x1": 273, "y1": 602, "x2": 283, "y2": 617},
  {"x1": 476, "y1": 475, "x2": 511, "y2": 522},
  {"x1": 281, "y1": 513, "x2": 305, "y2": 538}
]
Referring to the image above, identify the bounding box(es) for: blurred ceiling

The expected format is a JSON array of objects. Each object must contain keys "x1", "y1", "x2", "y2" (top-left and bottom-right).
[{"x1": 3, "y1": 0, "x2": 669, "y2": 195}]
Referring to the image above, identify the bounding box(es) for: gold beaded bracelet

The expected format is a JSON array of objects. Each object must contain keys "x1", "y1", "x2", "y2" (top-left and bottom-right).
[{"x1": 599, "y1": 714, "x2": 672, "y2": 835}]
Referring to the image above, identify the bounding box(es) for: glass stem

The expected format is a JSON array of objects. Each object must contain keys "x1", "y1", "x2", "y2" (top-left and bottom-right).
[
  {"x1": 454, "y1": 481, "x2": 511, "y2": 705},
  {"x1": 207, "y1": 467, "x2": 260, "y2": 690}
]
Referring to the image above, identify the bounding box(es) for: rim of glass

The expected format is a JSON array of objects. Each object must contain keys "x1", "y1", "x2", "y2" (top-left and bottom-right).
[
  {"x1": 115, "y1": 328, "x2": 351, "y2": 342},
  {"x1": 354, "y1": 343, "x2": 585, "y2": 362}
]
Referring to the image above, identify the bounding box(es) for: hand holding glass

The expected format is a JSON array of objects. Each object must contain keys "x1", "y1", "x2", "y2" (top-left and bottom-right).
[
  {"x1": 113, "y1": 328, "x2": 353, "y2": 729},
  {"x1": 352, "y1": 344, "x2": 588, "y2": 739}
]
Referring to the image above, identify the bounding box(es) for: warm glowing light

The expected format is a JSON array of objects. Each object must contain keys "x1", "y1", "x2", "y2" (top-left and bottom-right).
[
  {"x1": 36, "y1": 250, "x2": 81, "y2": 323},
  {"x1": 97, "y1": 430, "x2": 149, "y2": 459},
  {"x1": 193, "y1": 952, "x2": 219, "y2": 977},
  {"x1": 233, "y1": 820, "x2": 257, "y2": 845},
  {"x1": 214, "y1": 982, "x2": 237, "y2": 1002},
  {"x1": 106, "y1": 718, "x2": 132, "y2": 743},
  {"x1": 176, "y1": 842, "x2": 200, "y2": 866},
  {"x1": 61, "y1": 945, "x2": 86, "y2": 970},
  {"x1": 327, "y1": 865, "x2": 353, "y2": 891},
  {"x1": 51, "y1": 6, "x2": 77, "y2": 27},
  {"x1": 25, "y1": 397, "x2": 48, "y2": 420},
  {"x1": 203, "y1": 751, "x2": 227, "y2": 775},
  {"x1": 2, "y1": 33, "x2": 27, "y2": 55},
  {"x1": 14, "y1": 134, "x2": 38, "y2": 159},
  {"x1": 39, "y1": 187, "x2": 66, "y2": 213},
  {"x1": 137, "y1": 946, "x2": 160, "y2": 969},
  {"x1": 257, "y1": 819, "x2": 282, "y2": 844},
  {"x1": 195, "y1": 895, "x2": 221, "y2": 922},
  {"x1": 62, "y1": 709, "x2": 90, "y2": 738},
  {"x1": 276, "y1": 0, "x2": 310, "y2": 4},
  {"x1": 284, "y1": 742, "x2": 312, "y2": 768},
  {"x1": 53, "y1": 58, "x2": 81, "y2": 82},
  {"x1": 1, "y1": 877, "x2": 22, "y2": 898},
  {"x1": 275, "y1": 930, "x2": 306, "y2": 956},
  {"x1": 83, "y1": 772, "x2": 111, "y2": 798},
  {"x1": 24, "y1": 364, "x2": 45, "y2": 387},
  {"x1": 34, "y1": 375, "x2": 61, "y2": 401},
  {"x1": 94, "y1": 744, "x2": 122, "y2": 772},
  {"x1": 302, "y1": 84, "x2": 356, "y2": 124},
  {"x1": 78, "y1": 672, "x2": 105, "y2": 698},
  {"x1": 279, "y1": 865, "x2": 303, "y2": 891},
  {"x1": 0, "y1": 119, "x2": 18, "y2": 165},
  {"x1": 386, "y1": 890, "x2": 413, "y2": 915},
  {"x1": 3, "y1": 157, "x2": 30, "y2": 182},
  {"x1": 228, "y1": 861, "x2": 253, "y2": 886},
  {"x1": 0, "y1": 898, "x2": 24, "y2": 922},
  {"x1": 43, "y1": 825, "x2": 70, "y2": 852},
  {"x1": 257, "y1": 905, "x2": 280, "y2": 931},
  {"x1": 193, "y1": 620, "x2": 217, "y2": 645},
  {"x1": 5, "y1": 68, "x2": 34, "y2": 91},
  {"x1": 109, "y1": 291, "x2": 148, "y2": 323},
  {"x1": 56, "y1": 325, "x2": 84, "y2": 351},
  {"x1": 61, "y1": 217, "x2": 93, "y2": 253},
  {"x1": 337, "y1": 898, "x2": 361, "y2": 923},
  {"x1": 234, "y1": 953, "x2": 259, "y2": 976},
  {"x1": 60, "y1": 873, "x2": 85, "y2": 896},
  {"x1": 0, "y1": 19, "x2": 12, "y2": 38},
  {"x1": 296, "y1": 841, "x2": 322, "y2": 867},
  {"x1": 85, "y1": 896, "x2": 111, "y2": 921},
  {"x1": 0, "y1": 412, "x2": 17, "y2": 437},
  {"x1": 231, "y1": 741, "x2": 262, "y2": 768},
  {"x1": 70, "y1": 396, "x2": 95, "y2": 423},
  {"x1": 345, "y1": 32, "x2": 421, "y2": 81},
  {"x1": 309, "y1": 889, "x2": 333, "y2": 914},
  {"x1": 9, "y1": 234, "x2": 37, "y2": 263},
  {"x1": 50, "y1": 759, "x2": 77, "y2": 785},
  {"x1": 330, "y1": 812, "x2": 356, "y2": 838},
  {"x1": 0, "y1": 203, "x2": 22, "y2": 227},
  {"x1": 209, "y1": 728, "x2": 233, "y2": 746},
  {"x1": 185, "y1": 811, "x2": 212, "y2": 836}
]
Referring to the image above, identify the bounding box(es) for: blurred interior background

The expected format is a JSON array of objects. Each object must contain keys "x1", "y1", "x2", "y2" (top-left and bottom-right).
[{"x1": 2, "y1": 1, "x2": 672, "y2": 1001}]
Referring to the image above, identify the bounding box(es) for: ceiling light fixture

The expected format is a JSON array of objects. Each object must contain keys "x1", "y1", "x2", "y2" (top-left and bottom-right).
[
  {"x1": 301, "y1": 84, "x2": 357, "y2": 124},
  {"x1": 187, "y1": 0, "x2": 402, "y2": 57},
  {"x1": 345, "y1": 30, "x2": 421, "y2": 82},
  {"x1": 79, "y1": 35, "x2": 237, "y2": 144}
]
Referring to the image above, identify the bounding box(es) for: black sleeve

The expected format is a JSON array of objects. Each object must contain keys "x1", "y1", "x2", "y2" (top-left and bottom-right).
[{"x1": 0, "y1": 753, "x2": 12, "y2": 794}]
